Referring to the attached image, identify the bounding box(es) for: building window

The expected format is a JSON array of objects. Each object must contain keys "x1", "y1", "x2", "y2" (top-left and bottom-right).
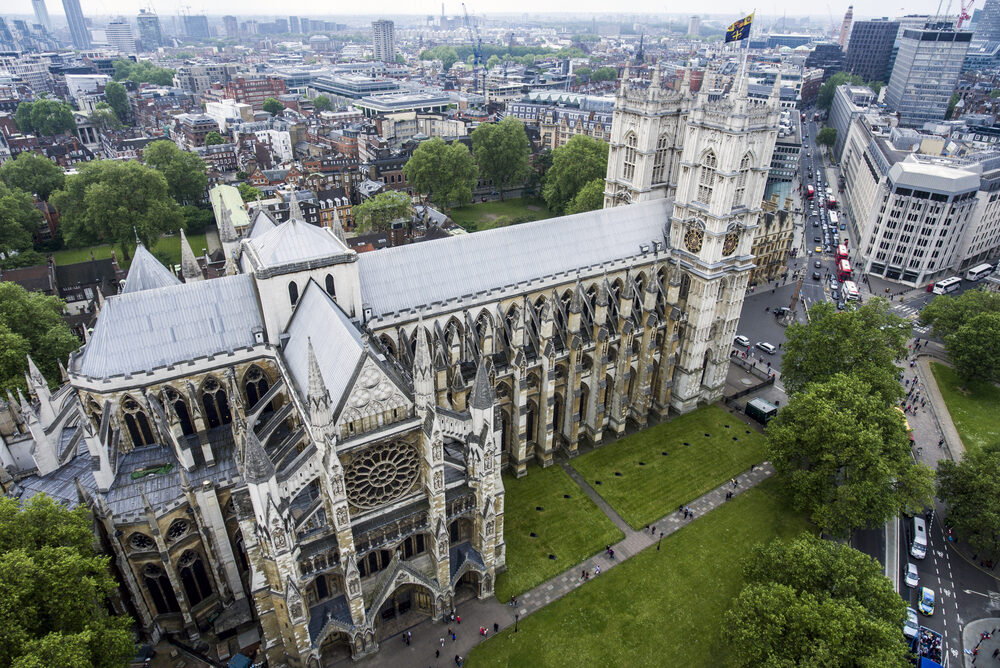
[
  {"x1": 325, "y1": 274, "x2": 336, "y2": 297},
  {"x1": 143, "y1": 564, "x2": 180, "y2": 615},
  {"x1": 244, "y1": 365, "x2": 270, "y2": 410},
  {"x1": 652, "y1": 134, "x2": 669, "y2": 184},
  {"x1": 623, "y1": 132, "x2": 637, "y2": 182},
  {"x1": 201, "y1": 377, "x2": 232, "y2": 428},
  {"x1": 178, "y1": 551, "x2": 213, "y2": 606},
  {"x1": 697, "y1": 151, "x2": 716, "y2": 205},
  {"x1": 288, "y1": 281, "x2": 299, "y2": 306},
  {"x1": 122, "y1": 396, "x2": 155, "y2": 447},
  {"x1": 732, "y1": 153, "x2": 751, "y2": 210}
]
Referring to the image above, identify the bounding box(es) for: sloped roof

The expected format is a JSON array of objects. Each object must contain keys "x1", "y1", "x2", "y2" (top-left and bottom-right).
[
  {"x1": 121, "y1": 244, "x2": 181, "y2": 294},
  {"x1": 357, "y1": 198, "x2": 672, "y2": 318},
  {"x1": 283, "y1": 281, "x2": 365, "y2": 412},
  {"x1": 247, "y1": 207, "x2": 278, "y2": 239},
  {"x1": 74, "y1": 274, "x2": 263, "y2": 379},
  {"x1": 244, "y1": 216, "x2": 351, "y2": 270}
]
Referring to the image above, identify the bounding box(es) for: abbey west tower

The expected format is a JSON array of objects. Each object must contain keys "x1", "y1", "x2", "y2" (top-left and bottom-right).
[{"x1": 606, "y1": 67, "x2": 781, "y2": 411}]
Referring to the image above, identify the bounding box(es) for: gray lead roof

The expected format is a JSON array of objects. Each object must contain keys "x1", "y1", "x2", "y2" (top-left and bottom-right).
[{"x1": 121, "y1": 243, "x2": 182, "y2": 294}]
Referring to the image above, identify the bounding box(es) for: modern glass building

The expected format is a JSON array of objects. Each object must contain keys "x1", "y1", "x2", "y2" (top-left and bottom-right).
[
  {"x1": 846, "y1": 18, "x2": 899, "y2": 82},
  {"x1": 62, "y1": 0, "x2": 91, "y2": 49},
  {"x1": 885, "y1": 23, "x2": 972, "y2": 127}
]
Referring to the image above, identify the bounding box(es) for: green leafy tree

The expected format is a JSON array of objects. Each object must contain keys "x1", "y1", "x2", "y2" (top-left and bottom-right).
[
  {"x1": 352, "y1": 190, "x2": 411, "y2": 232},
  {"x1": 89, "y1": 107, "x2": 122, "y2": 133},
  {"x1": 395, "y1": 53, "x2": 406, "y2": 65},
  {"x1": 403, "y1": 138, "x2": 478, "y2": 209},
  {"x1": 574, "y1": 66, "x2": 593, "y2": 80},
  {"x1": 818, "y1": 71, "x2": 865, "y2": 110},
  {"x1": 868, "y1": 80, "x2": 885, "y2": 95},
  {"x1": 0, "y1": 151, "x2": 65, "y2": 201},
  {"x1": 420, "y1": 46, "x2": 460, "y2": 71},
  {"x1": 103, "y1": 81, "x2": 129, "y2": 123},
  {"x1": 237, "y1": 183, "x2": 262, "y2": 202},
  {"x1": 937, "y1": 442, "x2": 1000, "y2": 561},
  {"x1": 781, "y1": 299, "x2": 907, "y2": 402},
  {"x1": 816, "y1": 126, "x2": 837, "y2": 148},
  {"x1": 542, "y1": 135, "x2": 609, "y2": 214},
  {"x1": 28, "y1": 99, "x2": 76, "y2": 137},
  {"x1": 112, "y1": 59, "x2": 174, "y2": 85},
  {"x1": 946, "y1": 311, "x2": 1000, "y2": 385},
  {"x1": 143, "y1": 140, "x2": 208, "y2": 205},
  {"x1": 726, "y1": 533, "x2": 909, "y2": 667},
  {"x1": 565, "y1": 178, "x2": 605, "y2": 214},
  {"x1": 204, "y1": 130, "x2": 225, "y2": 146},
  {"x1": 0, "y1": 282, "x2": 79, "y2": 393},
  {"x1": 262, "y1": 97, "x2": 284, "y2": 116},
  {"x1": 919, "y1": 289, "x2": 1000, "y2": 339},
  {"x1": 14, "y1": 101, "x2": 34, "y2": 134},
  {"x1": 470, "y1": 117, "x2": 530, "y2": 200},
  {"x1": 486, "y1": 54, "x2": 501, "y2": 70},
  {"x1": 50, "y1": 160, "x2": 183, "y2": 261},
  {"x1": 0, "y1": 184, "x2": 42, "y2": 262},
  {"x1": 946, "y1": 92, "x2": 962, "y2": 119},
  {"x1": 591, "y1": 66, "x2": 617, "y2": 81},
  {"x1": 0, "y1": 494, "x2": 134, "y2": 668},
  {"x1": 991, "y1": 89, "x2": 1000, "y2": 99},
  {"x1": 181, "y1": 204, "x2": 214, "y2": 234},
  {"x1": 312, "y1": 95, "x2": 332, "y2": 112},
  {"x1": 766, "y1": 372, "x2": 935, "y2": 537}
]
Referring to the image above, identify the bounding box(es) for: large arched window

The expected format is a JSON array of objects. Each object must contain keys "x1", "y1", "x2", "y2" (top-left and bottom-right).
[
  {"x1": 122, "y1": 395, "x2": 155, "y2": 447},
  {"x1": 325, "y1": 274, "x2": 336, "y2": 297},
  {"x1": 178, "y1": 550, "x2": 213, "y2": 606},
  {"x1": 623, "y1": 133, "x2": 638, "y2": 182},
  {"x1": 243, "y1": 366, "x2": 270, "y2": 411},
  {"x1": 652, "y1": 134, "x2": 669, "y2": 184},
  {"x1": 143, "y1": 564, "x2": 180, "y2": 615},
  {"x1": 288, "y1": 281, "x2": 299, "y2": 306},
  {"x1": 201, "y1": 376, "x2": 232, "y2": 429},
  {"x1": 697, "y1": 151, "x2": 716, "y2": 205},
  {"x1": 164, "y1": 387, "x2": 195, "y2": 436},
  {"x1": 732, "y1": 153, "x2": 752, "y2": 210}
]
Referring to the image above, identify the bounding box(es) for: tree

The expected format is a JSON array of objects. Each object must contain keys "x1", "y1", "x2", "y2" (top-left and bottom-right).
[
  {"x1": 420, "y1": 46, "x2": 460, "y2": 71},
  {"x1": 0, "y1": 282, "x2": 79, "y2": 393},
  {"x1": 816, "y1": 126, "x2": 837, "y2": 148},
  {"x1": 818, "y1": 71, "x2": 865, "y2": 110},
  {"x1": 937, "y1": 442, "x2": 1000, "y2": 562},
  {"x1": 781, "y1": 299, "x2": 907, "y2": 402},
  {"x1": 486, "y1": 54, "x2": 501, "y2": 70},
  {"x1": 566, "y1": 178, "x2": 605, "y2": 214},
  {"x1": 352, "y1": 190, "x2": 411, "y2": 232},
  {"x1": 204, "y1": 130, "x2": 225, "y2": 146},
  {"x1": 470, "y1": 117, "x2": 530, "y2": 200},
  {"x1": 946, "y1": 312, "x2": 1000, "y2": 385},
  {"x1": 50, "y1": 160, "x2": 183, "y2": 261},
  {"x1": 920, "y1": 288, "x2": 1000, "y2": 340},
  {"x1": 591, "y1": 66, "x2": 617, "y2": 81},
  {"x1": 262, "y1": 97, "x2": 284, "y2": 116},
  {"x1": 181, "y1": 204, "x2": 214, "y2": 234},
  {"x1": 868, "y1": 80, "x2": 885, "y2": 95},
  {"x1": 14, "y1": 101, "x2": 34, "y2": 134},
  {"x1": 766, "y1": 372, "x2": 935, "y2": 537},
  {"x1": 574, "y1": 66, "x2": 593, "y2": 80},
  {"x1": 542, "y1": 135, "x2": 609, "y2": 214},
  {"x1": 726, "y1": 533, "x2": 909, "y2": 667},
  {"x1": 403, "y1": 138, "x2": 478, "y2": 210},
  {"x1": 0, "y1": 151, "x2": 65, "y2": 201},
  {"x1": 88, "y1": 108, "x2": 121, "y2": 133},
  {"x1": 312, "y1": 95, "x2": 332, "y2": 112},
  {"x1": 0, "y1": 183, "x2": 42, "y2": 262},
  {"x1": 28, "y1": 99, "x2": 75, "y2": 137},
  {"x1": 237, "y1": 183, "x2": 262, "y2": 202},
  {"x1": 0, "y1": 494, "x2": 134, "y2": 668},
  {"x1": 143, "y1": 140, "x2": 208, "y2": 205},
  {"x1": 103, "y1": 81, "x2": 129, "y2": 123},
  {"x1": 946, "y1": 92, "x2": 961, "y2": 119},
  {"x1": 112, "y1": 59, "x2": 174, "y2": 85}
]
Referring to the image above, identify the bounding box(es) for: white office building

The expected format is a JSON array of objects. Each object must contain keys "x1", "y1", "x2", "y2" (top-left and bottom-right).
[
  {"x1": 372, "y1": 19, "x2": 396, "y2": 63},
  {"x1": 106, "y1": 18, "x2": 137, "y2": 54}
]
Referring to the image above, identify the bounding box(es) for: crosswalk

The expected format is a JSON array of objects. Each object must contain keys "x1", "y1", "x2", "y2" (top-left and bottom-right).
[{"x1": 890, "y1": 303, "x2": 930, "y2": 334}]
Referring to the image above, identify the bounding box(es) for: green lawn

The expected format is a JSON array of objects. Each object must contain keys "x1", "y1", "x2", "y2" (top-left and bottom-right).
[
  {"x1": 571, "y1": 405, "x2": 767, "y2": 529},
  {"x1": 469, "y1": 478, "x2": 812, "y2": 668},
  {"x1": 51, "y1": 233, "x2": 209, "y2": 270},
  {"x1": 449, "y1": 197, "x2": 553, "y2": 232},
  {"x1": 495, "y1": 464, "x2": 623, "y2": 603},
  {"x1": 930, "y1": 362, "x2": 1000, "y2": 453}
]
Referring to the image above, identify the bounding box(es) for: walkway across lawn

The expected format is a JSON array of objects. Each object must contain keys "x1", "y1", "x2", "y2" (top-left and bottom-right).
[
  {"x1": 494, "y1": 464, "x2": 623, "y2": 603},
  {"x1": 570, "y1": 405, "x2": 767, "y2": 529},
  {"x1": 467, "y1": 477, "x2": 811, "y2": 668},
  {"x1": 930, "y1": 362, "x2": 1000, "y2": 454}
]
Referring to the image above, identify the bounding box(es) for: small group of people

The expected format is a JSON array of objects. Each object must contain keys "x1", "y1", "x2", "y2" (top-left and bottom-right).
[
  {"x1": 604, "y1": 545, "x2": 615, "y2": 560},
  {"x1": 678, "y1": 505, "x2": 694, "y2": 519}
]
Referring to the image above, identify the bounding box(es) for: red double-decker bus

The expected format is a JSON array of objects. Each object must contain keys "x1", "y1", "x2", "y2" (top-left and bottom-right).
[
  {"x1": 806, "y1": 185, "x2": 815, "y2": 199},
  {"x1": 835, "y1": 244, "x2": 848, "y2": 261},
  {"x1": 837, "y1": 258, "x2": 852, "y2": 281}
]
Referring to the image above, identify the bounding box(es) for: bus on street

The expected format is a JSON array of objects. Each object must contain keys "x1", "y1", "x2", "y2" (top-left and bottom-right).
[
  {"x1": 965, "y1": 263, "x2": 995, "y2": 281},
  {"x1": 806, "y1": 185, "x2": 815, "y2": 199},
  {"x1": 931, "y1": 277, "x2": 962, "y2": 294},
  {"x1": 835, "y1": 244, "x2": 848, "y2": 261}
]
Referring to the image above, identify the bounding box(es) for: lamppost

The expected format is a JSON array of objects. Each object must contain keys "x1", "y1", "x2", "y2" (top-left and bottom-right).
[
  {"x1": 657, "y1": 532, "x2": 662, "y2": 551},
  {"x1": 515, "y1": 613, "x2": 519, "y2": 632}
]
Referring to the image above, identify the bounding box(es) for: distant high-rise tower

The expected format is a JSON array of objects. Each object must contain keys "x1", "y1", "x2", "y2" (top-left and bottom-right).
[
  {"x1": 32, "y1": 0, "x2": 52, "y2": 33},
  {"x1": 975, "y1": 0, "x2": 1000, "y2": 42},
  {"x1": 289, "y1": 16, "x2": 300, "y2": 33},
  {"x1": 136, "y1": 9, "x2": 162, "y2": 50},
  {"x1": 886, "y1": 24, "x2": 972, "y2": 126},
  {"x1": 372, "y1": 19, "x2": 396, "y2": 63},
  {"x1": 845, "y1": 18, "x2": 898, "y2": 83},
  {"x1": 106, "y1": 18, "x2": 136, "y2": 54},
  {"x1": 62, "y1": 0, "x2": 91, "y2": 49},
  {"x1": 838, "y1": 5, "x2": 854, "y2": 47},
  {"x1": 688, "y1": 16, "x2": 700, "y2": 37},
  {"x1": 223, "y1": 15, "x2": 238, "y2": 38},
  {"x1": 183, "y1": 14, "x2": 210, "y2": 40}
]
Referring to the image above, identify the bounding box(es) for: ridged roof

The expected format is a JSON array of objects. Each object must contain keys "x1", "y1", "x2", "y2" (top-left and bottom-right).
[
  {"x1": 121, "y1": 244, "x2": 181, "y2": 294},
  {"x1": 245, "y1": 216, "x2": 351, "y2": 269}
]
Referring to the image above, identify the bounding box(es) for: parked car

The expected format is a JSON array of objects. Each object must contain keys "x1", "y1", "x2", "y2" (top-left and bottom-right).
[
  {"x1": 918, "y1": 587, "x2": 935, "y2": 615},
  {"x1": 756, "y1": 341, "x2": 777, "y2": 355},
  {"x1": 840, "y1": 223, "x2": 846, "y2": 230},
  {"x1": 812, "y1": 271, "x2": 821, "y2": 280},
  {"x1": 734, "y1": 335, "x2": 751, "y2": 348},
  {"x1": 903, "y1": 608, "x2": 919, "y2": 640},
  {"x1": 831, "y1": 289, "x2": 840, "y2": 301},
  {"x1": 814, "y1": 260, "x2": 822, "y2": 268},
  {"x1": 905, "y1": 562, "x2": 919, "y2": 588}
]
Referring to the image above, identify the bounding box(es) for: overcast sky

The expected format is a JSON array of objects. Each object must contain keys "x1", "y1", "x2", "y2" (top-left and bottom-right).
[{"x1": 7, "y1": 0, "x2": 954, "y2": 23}]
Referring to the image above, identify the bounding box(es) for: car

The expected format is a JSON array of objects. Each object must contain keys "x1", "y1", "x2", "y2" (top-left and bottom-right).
[
  {"x1": 837, "y1": 300, "x2": 846, "y2": 310},
  {"x1": 829, "y1": 278, "x2": 839, "y2": 290},
  {"x1": 918, "y1": 587, "x2": 935, "y2": 615},
  {"x1": 840, "y1": 223, "x2": 846, "y2": 230},
  {"x1": 756, "y1": 341, "x2": 777, "y2": 355},
  {"x1": 813, "y1": 236, "x2": 821, "y2": 243},
  {"x1": 903, "y1": 607, "x2": 919, "y2": 640},
  {"x1": 814, "y1": 245, "x2": 823, "y2": 253},
  {"x1": 905, "y1": 562, "x2": 919, "y2": 588},
  {"x1": 814, "y1": 260, "x2": 822, "y2": 268},
  {"x1": 812, "y1": 271, "x2": 821, "y2": 280},
  {"x1": 831, "y1": 289, "x2": 840, "y2": 301},
  {"x1": 812, "y1": 221, "x2": 819, "y2": 227},
  {"x1": 734, "y1": 335, "x2": 751, "y2": 348}
]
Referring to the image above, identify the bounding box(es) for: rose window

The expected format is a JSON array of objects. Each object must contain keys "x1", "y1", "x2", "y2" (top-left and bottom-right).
[
  {"x1": 166, "y1": 519, "x2": 189, "y2": 542},
  {"x1": 129, "y1": 533, "x2": 154, "y2": 551},
  {"x1": 344, "y1": 441, "x2": 420, "y2": 510}
]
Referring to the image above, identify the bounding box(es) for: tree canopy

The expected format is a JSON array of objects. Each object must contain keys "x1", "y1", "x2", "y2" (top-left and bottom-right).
[
  {"x1": 470, "y1": 117, "x2": 530, "y2": 200},
  {"x1": 421, "y1": 45, "x2": 460, "y2": 71},
  {"x1": 566, "y1": 178, "x2": 605, "y2": 215},
  {"x1": 0, "y1": 282, "x2": 79, "y2": 394},
  {"x1": 0, "y1": 151, "x2": 65, "y2": 201},
  {"x1": 312, "y1": 95, "x2": 332, "y2": 112},
  {"x1": 51, "y1": 160, "x2": 183, "y2": 261},
  {"x1": 262, "y1": 97, "x2": 284, "y2": 116},
  {"x1": 766, "y1": 372, "x2": 935, "y2": 537},
  {"x1": 403, "y1": 138, "x2": 478, "y2": 210},
  {"x1": 103, "y1": 81, "x2": 129, "y2": 123},
  {"x1": 0, "y1": 183, "x2": 42, "y2": 264},
  {"x1": 726, "y1": 533, "x2": 909, "y2": 667},
  {"x1": 204, "y1": 130, "x2": 225, "y2": 146},
  {"x1": 89, "y1": 107, "x2": 122, "y2": 133},
  {"x1": 946, "y1": 311, "x2": 1000, "y2": 385},
  {"x1": 937, "y1": 442, "x2": 1000, "y2": 562},
  {"x1": 816, "y1": 126, "x2": 837, "y2": 148},
  {"x1": 237, "y1": 183, "x2": 262, "y2": 203},
  {"x1": 818, "y1": 72, "x2": 865, "y2": 110},
  {"x1": 112, "y1": 58, "x2": 174, "y2": 85},
  {"x1": 0, "y1": 494, "x2": 134, "y2": 668},
  {"x1": 542, "y1": 135, "x2": 609, "y2": 215},
  {"x1": 590, "y1": 66, "x2": 618, "y2": 82},
  {"x1": 13, "y1": 100, "x2": 76, "y2": 136},
  {"x1": 919, "y1": 288, "x2": 1000, "y2": 339},
  {"x1": 352, "y1": 190, "x2": 411, "y2": 232},
  {"x1": 143, "y1": 140, "x2": 208, "y2": 205},
  {"x1": 781, "y1": 299, "x2": 907, "y2": 402}
]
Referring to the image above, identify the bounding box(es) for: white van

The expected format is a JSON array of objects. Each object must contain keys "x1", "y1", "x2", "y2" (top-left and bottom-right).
[{"x1": 910, "y1": 517, "x2": 927, "y2": 560}]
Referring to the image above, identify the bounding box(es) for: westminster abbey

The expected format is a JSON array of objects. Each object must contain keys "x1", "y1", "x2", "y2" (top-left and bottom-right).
[{"x1": 0, "y1": 67, "x2": 781, "y2": 666}]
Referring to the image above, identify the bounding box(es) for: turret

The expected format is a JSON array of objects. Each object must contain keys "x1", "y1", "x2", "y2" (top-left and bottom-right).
[
  {"x1": 469, "y1": 358, "x2": 494, "y2": 435},
  {"x1": 179, "y1": 228, "x2": 203, "y2": 282},
  {"x1": 412, "y1": 323, "x2": 434, "y2": 412}
]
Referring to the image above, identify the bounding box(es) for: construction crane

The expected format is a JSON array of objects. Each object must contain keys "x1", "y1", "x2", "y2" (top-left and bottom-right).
[
  {"x1": 958, "y1": 0, "x2": 975, "y2": 29},
  {"x1": 461, "y1": 3, "x2": 484, "y2": 95}
]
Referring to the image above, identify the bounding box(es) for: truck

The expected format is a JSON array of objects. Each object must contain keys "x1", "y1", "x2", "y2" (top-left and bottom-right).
[{"x1": 745, "y1": 398, "x2": 778, "y2": 425}]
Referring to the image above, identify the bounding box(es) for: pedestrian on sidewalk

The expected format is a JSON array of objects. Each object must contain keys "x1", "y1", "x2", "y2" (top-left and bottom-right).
[
  {"x1": 407, "y1": 631, "x2": 411, "y2": 645},
  {"x1": 448, "y1": 626, "x2": 453, "y2": 639},
  {"x1": 437, "y1": 649, "x2": 441, "y2": 659},
  {"x1": 650, "y1": 525, "x2": 655, "y2": 535},
  {"x1": 440, "y1": 638, "x2": 445, "y2": 648},
  {"x1": 456, "y1": 614, "x2": 461, "y2": 624},
  {"x1": 494, "y1": 622, "x2": 499, "y2": 634},
  {"x1": 750, "y1": 463, "x2": 755, "y2": 472},
  {"x1": 595, "y1": 564, "x2": 601, "y2": 576}
]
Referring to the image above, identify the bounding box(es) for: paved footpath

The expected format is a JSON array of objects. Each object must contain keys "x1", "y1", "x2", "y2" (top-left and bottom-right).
[{"x1": 342, "y1": 462, "x2": 775, "y2": 667}]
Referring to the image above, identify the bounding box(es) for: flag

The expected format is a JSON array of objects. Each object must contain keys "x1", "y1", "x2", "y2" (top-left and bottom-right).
[{"x1": 725, "y1": 13, "x2": 754, "y2": 43}]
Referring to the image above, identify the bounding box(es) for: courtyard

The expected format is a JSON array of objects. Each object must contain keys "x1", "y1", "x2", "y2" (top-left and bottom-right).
[
  {"x1": 930, "y1": 362, "x2": 1000, "y2": 453},
  {"x1": 51, "y1": 232, "x2": 210, "y2": 269},
  {"x1": 570, "y1": 405, "x2": 768, "y2": 529},
  {"x1": 448, "y1": 197, "x2": 553, "y2": 232},
  {"x1": 494, "y1": 464, "x2": 623, "y2": 603},
  {"x1": 468, "y1": 478, "x2": 812, "y2": 667}
]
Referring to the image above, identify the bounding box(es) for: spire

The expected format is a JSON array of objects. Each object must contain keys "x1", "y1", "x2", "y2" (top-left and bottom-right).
[
  {"x1": 470, "y1": 358, "x2": 495, "y2": 410},
  {"x1": 650, "y1": 60, "x2": 661, "y2": 90},
  {"x1": 242, "y1": 428, "x2": 275, "y2": 484},
  {"x1": 306, "y1": 338, "x2": 333, "y2": 429},
  {"x1": 218, "y1": 201, "x2": 238, "y2": 243},
  {"x1": 179, "y1": 228, "x2": 203, "y2": 282},
  {"x1": 596, "y1": 278, "x2": 609, "y2": 306},
  {"x1": 330, "y1": 206, "x2": 348, "y2": 246},
  {"x1": 25, "y1": 355, "x2": 46, "y2": 389},
  {"x1": 58, "y1": 358, "x2": 68, "y2": 382},
  {"x1": 413, "y1": 323, "x2": 431, "y2": 375},
  {"x1": 619, "y1": 65, "x2": 630, "y2": 95},
  {"x1": 569, "y1": 278, "x2": 584, "y2": 314},
  {"x1": 287, "y1": 188, "x2": 304, "y2": 222}
]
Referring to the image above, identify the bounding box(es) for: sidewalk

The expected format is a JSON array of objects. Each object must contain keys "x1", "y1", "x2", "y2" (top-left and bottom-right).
[
  {"x1": 962, "y1": 618, "x2": 1000, "y2": 666},
  {"x1": 342, "y1": 462, "x2": 775, "y2": 667}
]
